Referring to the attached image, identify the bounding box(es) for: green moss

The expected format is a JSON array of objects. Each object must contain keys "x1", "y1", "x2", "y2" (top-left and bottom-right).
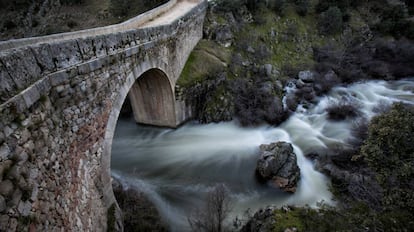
[
  {"x1": 235, "y1": 5, "x2": 331, "y2": 72},
  {"x1": 177, "y1": 40, "x2": 231, "y2": 88},
  {"x1": 273, "y1": 208, "x2": 305, "y2": 232},
  {"x1": 39, "y1": 95, "x2": 48, "y2": 103}
]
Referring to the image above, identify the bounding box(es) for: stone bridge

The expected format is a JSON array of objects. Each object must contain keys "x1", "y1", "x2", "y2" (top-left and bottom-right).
[{"x1": 0, "y1": 0, "x2": 207, "y2": 231}]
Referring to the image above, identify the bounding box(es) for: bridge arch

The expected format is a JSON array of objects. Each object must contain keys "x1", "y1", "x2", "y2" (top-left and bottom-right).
[
  {"x1": 101, "y1": 66, "x2": 176, "y2": 222},
  {"x1": 129, "y1": 68, "x2": 176, "y2": 127}
]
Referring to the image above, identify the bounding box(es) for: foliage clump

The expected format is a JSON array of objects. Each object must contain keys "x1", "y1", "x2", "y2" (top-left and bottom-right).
[
  {"x1": 361, "y1": 103, "x2": 414, "y2": 212},
  {"x1": 318, "y1": 6, "x2": 343, "y2": 35}
]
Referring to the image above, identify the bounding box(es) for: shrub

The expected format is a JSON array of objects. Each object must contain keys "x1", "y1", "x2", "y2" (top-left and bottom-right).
[
  {"x1": 212, "y1": 0, "x2": 245, "y2": 13},
  {"x1": 374, "y1": 4, "x2": 408, "y2": 37},
  {"x1": 188, "y1": 184, "x2": 232, "y2": 232},
  {"x1": 294, "y1": 0, "x2": 310, "y2": 16},
  {"x1": 61, "y1": 0, "x2": 83, "y2": 5},
  {"x1": 67, "y1": 19, "x2": 78, "y2": 29},
  {"x1": 109, "y1": 0, "x2": 130, "y2": 17},
  {"x1": 361, "y1": 103, "x2": 414, "y2": 211},
  {"x1": 315, "y1": 0, "x2": 363, "y2": 13},
  {"x1": 3, "y1": 20, "x2": 17, "y2": 30},
  {"x1": 318, "y1": 6, "x2": 343, "y2": 35},
  {"x1": 110, "y1": 0, "x2": 167, "y2": 18},
  {"x1": 269, "y1": 0, "x2": 287, "y2": 16}
]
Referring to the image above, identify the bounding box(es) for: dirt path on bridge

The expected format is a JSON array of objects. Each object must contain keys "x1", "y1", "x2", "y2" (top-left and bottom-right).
[{"x1": 140, "y1": 0, "x2": 198, "y2": 27}]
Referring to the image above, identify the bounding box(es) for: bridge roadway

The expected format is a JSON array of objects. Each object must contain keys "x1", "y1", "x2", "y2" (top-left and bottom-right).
[
  {"x1": 0, "y1": 0, "x2": 207, "y2": 231},
  {"x1": 140, "y1": 0, "x2": 199, "y2": 27}
]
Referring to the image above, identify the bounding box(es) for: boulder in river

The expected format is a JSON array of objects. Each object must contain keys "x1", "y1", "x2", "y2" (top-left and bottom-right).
[{"x1": 256, "y1": 142, "x2": 300, "y2": 193}]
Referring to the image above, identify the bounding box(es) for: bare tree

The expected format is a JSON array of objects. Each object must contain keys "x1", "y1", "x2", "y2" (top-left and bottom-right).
[{"x1": 188, "y1": 184, "x2": 232, "y2": 232}]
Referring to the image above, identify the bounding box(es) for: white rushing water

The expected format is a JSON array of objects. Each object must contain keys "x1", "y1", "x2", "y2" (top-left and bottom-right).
[{"x1": 111, "y1": 78, "x2": 414, "y2": 231}]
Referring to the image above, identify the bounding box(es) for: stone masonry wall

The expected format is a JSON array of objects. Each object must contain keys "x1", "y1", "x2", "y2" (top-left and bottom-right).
[{"x1": 0, "y1": 1, "x2": 207, "y2": 231}]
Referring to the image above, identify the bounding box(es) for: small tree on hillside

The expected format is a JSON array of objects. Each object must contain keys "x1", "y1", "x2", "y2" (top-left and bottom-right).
[{"x1": 188, "y1": 184, "x2": 232, "y2": 232}]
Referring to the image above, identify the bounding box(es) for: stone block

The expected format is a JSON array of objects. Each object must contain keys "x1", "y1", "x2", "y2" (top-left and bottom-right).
[
  {"x1": 76, "y1": 38, "x2": 96, "y2": 61},
  {"x1": 88, "y1": 59, "x2": 103, "y2": 72},
  {"x1": 36, "y1": 78, "x2": 51, "y2": 96},
  {"x1": 50, "y1": 70, "x2": 69, "y2": 87},
  {"x1": 77, "y1": 63, "x2": 90, "y2": 75},
  {"x1": 0, "y1": 48, "x2": 42, "y2": 93},
  {"x1": 21, "y1": 85, "x2": 40, "y2": 109},
  {"x1": 92, "y1": 35, "x2": 107, "y2": 58},
  {"x1": 0, "y1": 62, "x2": 17, "y2": 103},
  {"x1": 0, "y1": 144, "x2": 10, "y2": 160},
  {"x1": 0, "y1": 179, "x2": 14, "y2": 197},
  {"x1": 124, "y1": 46, "x2": 140, "y2": 58},
  {"x1": 49, "y1": 40, "x2": 83, "y2": 69},
  {"x1": 30, "y1": 44, "x2": 56, "y2": 73},
  {"x1": 105, "y1": 33, "x2": 122, "y2": 55},
  {"x1": 18, "y1": 200, "x2": 31, "y2": 216}
]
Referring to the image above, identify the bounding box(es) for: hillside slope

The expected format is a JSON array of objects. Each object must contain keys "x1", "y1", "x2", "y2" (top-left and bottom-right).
[{"x1": 0, "y1": 0, "x2": 166, "y2": 41}]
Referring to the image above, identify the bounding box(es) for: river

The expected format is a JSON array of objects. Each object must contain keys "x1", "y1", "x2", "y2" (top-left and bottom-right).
[{"x1": 111, "y1": 78, "x2": 414, "y2": 230}]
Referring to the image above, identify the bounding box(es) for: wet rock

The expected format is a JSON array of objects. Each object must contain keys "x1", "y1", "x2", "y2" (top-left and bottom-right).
[
  {"x1": 214, "y1": 25, "x2": 233, "y2": 47},
  {"x1": 263, "y1": 64, "x2": 273, "y2": 77},
  {"x1": 298, "y1": 70, "x2": 314, "y2": 83},
  {"x1": 0, "y1": 180, "x2": 14, "y2": 197},
  {"x1": 247, "y1": 46, "x2": 255, "y2": 53},
  {"x1": 256, "y1": 142, "x2": 300, "y2": 193},
  {"x1": 18, "y1": 200, "x2": 31, "y2": 216},
  {"x1": 0, "y1": 144, "x2": 10, "y2": 160},
  {"x1": 240, "y1": 206, "x2": 276, "y2": 232}
]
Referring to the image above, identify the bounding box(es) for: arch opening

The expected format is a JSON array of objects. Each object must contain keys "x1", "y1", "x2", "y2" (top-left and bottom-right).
[
  {"x1": 101, "y1": 67, "x2": 177, "y2": 230},
  {"x1": 128, "y1": 69, "x2": 176, "y2": 127}
]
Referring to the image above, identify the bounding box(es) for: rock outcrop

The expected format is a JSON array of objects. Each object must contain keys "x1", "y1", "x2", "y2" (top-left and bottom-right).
[
  {"x1": 256, "y1": 142, "x2": 300, "y2": 193},
  {"x1": 240, "y1": 206, "x2": 276, "y2": 232}
]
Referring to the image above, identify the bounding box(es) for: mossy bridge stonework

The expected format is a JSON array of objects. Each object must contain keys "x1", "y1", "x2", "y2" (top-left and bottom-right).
[{"x1": 0, "y1": 0, "x2": 207, "y2": 230}]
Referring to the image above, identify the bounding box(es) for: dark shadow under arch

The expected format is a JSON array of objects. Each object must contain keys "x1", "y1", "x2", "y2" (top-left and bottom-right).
[{"x1": 128, "y1": 68, "x2": 176, "y2": 127}]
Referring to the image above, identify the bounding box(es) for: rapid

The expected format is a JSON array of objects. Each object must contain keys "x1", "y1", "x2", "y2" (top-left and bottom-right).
[{"x1": 111, "y1": 78, "x2": 414, "y2": 230}]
